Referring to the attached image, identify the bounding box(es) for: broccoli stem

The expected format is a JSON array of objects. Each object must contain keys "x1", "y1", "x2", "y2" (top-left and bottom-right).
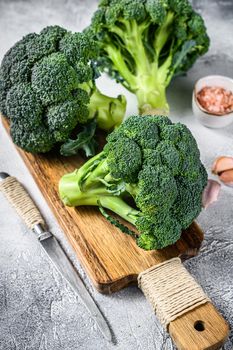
[
  {"x1": 123, "y1": 19, "x2": 151, "y2": 76},
  {"x1": 83, "y1": 157, "x2": 109, "y2": 189},
  {"x1": 70, "y1": 151, "x2": 106, "y2": 189},
  {"x1": 59, "y1": 168, "x2": 140, "y2": 224},
  {"x1": 134, "y1": 12, "x2": 174, "y2": 114},
  {"x1": 104, "y1": 18, "x2": 151, "y2": 93},
  {"x1": 105, "y1": 44, "x2": 137, "y2": 91},
  {"x1": 154, "y1": 12, "x2": 174, "y2": 56},
  {"x1": 104, "y1": 17, "x2": 171, "y2": 114},
  {"x1": 59, "y1": 149, "x2": 141, "y2": 224},
  {"x1": 105, "y1": 43, "x2": 169, "y2": 113},
  {"x1": 97, "y1": 196, "x2": 140, "y2": 225},
  {"x1": 88, "y1": 87, "x2": 126, "y2": 130},
  {"x1": 135, "y1": 81, "x2": 168, "y2": 114},
  {"x1": 79, "y1": 81, "x2": 125, "y2": 130}
]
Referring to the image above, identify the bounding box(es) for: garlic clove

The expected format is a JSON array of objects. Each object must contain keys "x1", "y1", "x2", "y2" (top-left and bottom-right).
[
  {"x1": 219, "y1": 169, "x2": 233, "y2": 187},
  {"x1": 202, "y1": 179, "x2": 221, "y2": 209},
  {"x1": 212, "y1": 156, "x2": 233, "y2": 175}
]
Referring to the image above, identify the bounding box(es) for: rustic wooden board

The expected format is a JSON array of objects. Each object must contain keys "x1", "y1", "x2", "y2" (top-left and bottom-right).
[{"x1": 2, "y1": 117, "x2": 204, "y2": 294}]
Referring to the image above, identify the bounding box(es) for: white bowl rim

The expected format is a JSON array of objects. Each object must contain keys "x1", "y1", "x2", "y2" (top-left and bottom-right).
[{"x1": 193, "y1": 75, "x2": 233, "y2": 117}]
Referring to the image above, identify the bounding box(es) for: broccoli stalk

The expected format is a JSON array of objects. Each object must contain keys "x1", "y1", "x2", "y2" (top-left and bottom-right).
[
  {"x1": 89, "y1": 88, "x2": 126, "y2": 130},
  {"x1": 80, "y1": 81, "x2": 126, "y2": 130},
  {"x1": 60, "y1": 150, "x2": 140, "y2": 224},
  {"x1": 103, "y1": 16, "x2": 172, "y2": 113},
  {"x1": 89, "y1": 0, "x2": 210, "y2": 114},
  {"x1": 59, "y1": 115, "x2": 208, "y2": 250}
]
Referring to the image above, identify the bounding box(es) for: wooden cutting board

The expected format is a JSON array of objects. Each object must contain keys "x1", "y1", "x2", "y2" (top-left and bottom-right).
[
  {"x1": 3, "y1": 117, "x2": 230, "y2": 350},
  {"x1": 2, "y1": 117, "x2": 204, "y2": 294}
]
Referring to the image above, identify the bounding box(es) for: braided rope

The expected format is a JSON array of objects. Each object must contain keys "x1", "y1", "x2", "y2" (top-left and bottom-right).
[
  {"x1": 0, "y1": 176, "x2": 45, "y2": 229},
  {"x1": 138, "y1": 257, "x2": 209, "y2": 328}
]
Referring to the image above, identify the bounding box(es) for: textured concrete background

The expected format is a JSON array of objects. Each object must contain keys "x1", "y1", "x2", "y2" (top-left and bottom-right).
[{"x1": 0, "y1": 1, "x2": 233, "y2": 349}]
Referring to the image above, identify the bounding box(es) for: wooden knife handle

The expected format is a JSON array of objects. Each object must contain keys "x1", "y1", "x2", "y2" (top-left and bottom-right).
[
  {"x1": 0, "y1": 173, "x2": 45, "y2": 229},
  {"x1": 138, "y1": 258, "x2": 229, "y2": 350}
]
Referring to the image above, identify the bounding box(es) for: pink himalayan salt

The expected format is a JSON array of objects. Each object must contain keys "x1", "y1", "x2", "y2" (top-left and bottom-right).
[{"x1": 197, "y1": 86, "x2": 233, "y2": 115}]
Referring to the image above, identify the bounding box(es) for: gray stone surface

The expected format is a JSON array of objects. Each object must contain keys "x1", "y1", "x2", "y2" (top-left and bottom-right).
[{"x1": 0, "y1": 0, "x2": 232, "y2": 349}]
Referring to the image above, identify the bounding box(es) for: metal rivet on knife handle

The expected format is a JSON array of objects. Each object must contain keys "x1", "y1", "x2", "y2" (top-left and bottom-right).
[{"x1": 0, "y1": 173, "x2": 45, "y2": 229}]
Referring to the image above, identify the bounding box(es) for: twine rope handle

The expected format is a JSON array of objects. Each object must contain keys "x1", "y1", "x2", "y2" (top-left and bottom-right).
[
  {"x1": 138, "y1": 257, "x2": 209, "y2": 329},
  {"x1": 0, "y1": 176, "x2": 45, "y2": 229}
]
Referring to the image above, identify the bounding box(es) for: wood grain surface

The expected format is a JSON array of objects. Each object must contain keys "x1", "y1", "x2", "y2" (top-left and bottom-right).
[
  {"x1": 2, "y1": 117, "x2": 204, "y2": 293},
  {"x1": 169, "y1": 303, "x2": 229, "y2": 350},
  {"x1": 3, "y1": 117, "x2": 230, "y2": 350}
]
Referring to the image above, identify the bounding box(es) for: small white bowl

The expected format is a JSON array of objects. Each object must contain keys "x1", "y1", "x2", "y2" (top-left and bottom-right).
[{"x1": 192, "y1": 75, "x2": 233, "y2": 128}]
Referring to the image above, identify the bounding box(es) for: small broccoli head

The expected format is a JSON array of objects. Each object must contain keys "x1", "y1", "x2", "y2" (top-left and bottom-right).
[
  {"x1": 136, "y1": 164, "x2": 178, "y2": 213},
  {"x1": 39, "y1": 26, "x2": 67, "y2": 46},
  {"x1": 89, "y1": 0, "x2": 210, "y2": 113},
  {"x1": 59, "y1": 114, "x2": 207, "y2": 250},
  {"x1": 102, "y1": 115, "x2": 207, "y2": 249},
  {"x1": 0, "y1": 26, "x2": 86, "y2": 153},
  {"x1": 136, "y1": 213, "x2": 182, "y2": 250},
  {"x1": 115, "y1": 115, "x2": 161, "y2": 149},
  {"x1": 106, "y1": 135, "x2": 142, "y2": 183},
  {"x1": 0, "y1": 33, "x2": 36, "y2": 115},
  {"x1": 121, "y1": 0, "x2": 146, "y2": 21},
  {"x1": 1, "y1": 33, "x2": 35, "y2": 75},
  {"x1": 11, "y1": 121, "x2": 54, "y2": 153},
  {"x1": 31, "y1": 53, "x2": 78, "y2": 105},
  {"x1": 59, "y1": 31, "x2": 99, "y2": 66},
  {"x1": 145, "y1": 0, "x2": 168, "y2": 24},
  {"x1": 26, "y1": 26, "x2": 67, "y2": 63},
  {"x1": 46, "y1": 97, "x2": 89, "y2": 142},
  {"x1": 0, "y1": 25, "x2": 126, "y2": 154}
]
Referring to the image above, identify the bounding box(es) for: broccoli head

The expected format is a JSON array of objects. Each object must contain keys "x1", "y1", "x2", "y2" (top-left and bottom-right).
[
  {"x1": 59, "y1": 115, "x2": 207, "y2": 250},
  {"x1": 88, "y1": 0, "x2": 210, "y2": 114},
  {"x1": 0, "y1": 26, "x2": 126, "y2": 155}
]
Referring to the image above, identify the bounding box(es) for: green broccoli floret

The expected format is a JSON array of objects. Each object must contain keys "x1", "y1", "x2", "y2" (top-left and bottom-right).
[
  {"x1": 88, "y1": 0, "x2": 210, "y2": 114},
  {"x1": 136, "y1": 213, "x2": 182, "y2": 250},
  {"x1": 11, "y1": 120, "x2": 54, "y2": 153},
  {"x1": 6, "y1": 83, "x2": 42, "y2": 128},
  {"x1": 46, "y1": 96, "x2": 89, "y2": 142},
  {"x1": 31, "y1": 52, "x2": 78, "y2": 105},
  {"x1": 0, "y1": 26, "x2": 126, "y2": 155},
  {"x1": 59, "y1": 115, "x2": 207, "y2": 250}
]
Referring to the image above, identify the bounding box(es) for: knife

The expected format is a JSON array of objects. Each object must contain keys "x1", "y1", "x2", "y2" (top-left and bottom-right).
[{"x1": 0, "y1": 172, "x2": 112, "y2": 342}]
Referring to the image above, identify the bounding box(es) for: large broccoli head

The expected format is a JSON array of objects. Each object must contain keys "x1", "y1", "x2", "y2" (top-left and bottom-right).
[
  {"x1": 59, "y1": 115, "x2": 207, "y2": 250},
  {"x1": 0, "y1": 26, "x2": 126, "y2": 154},
  {"x1": 89, "y1": 0, "x2": 210, "y2": 113}
]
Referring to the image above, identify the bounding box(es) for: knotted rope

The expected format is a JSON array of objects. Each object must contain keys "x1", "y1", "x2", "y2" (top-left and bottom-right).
[
  {"x1": 138, "y1": 257, "x2": 209, "y2": 328},
  {"x1": 0, "y1": 176, "x2": 45, "y2": 229}
]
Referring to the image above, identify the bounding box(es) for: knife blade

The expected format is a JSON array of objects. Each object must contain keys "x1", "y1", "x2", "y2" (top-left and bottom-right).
[
  {"x1": 0, "y1": 172, "x2": 112, "y2": 342},
  {"x1": 35, "y1": 224, "x2": 112, "y2": 342}
]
